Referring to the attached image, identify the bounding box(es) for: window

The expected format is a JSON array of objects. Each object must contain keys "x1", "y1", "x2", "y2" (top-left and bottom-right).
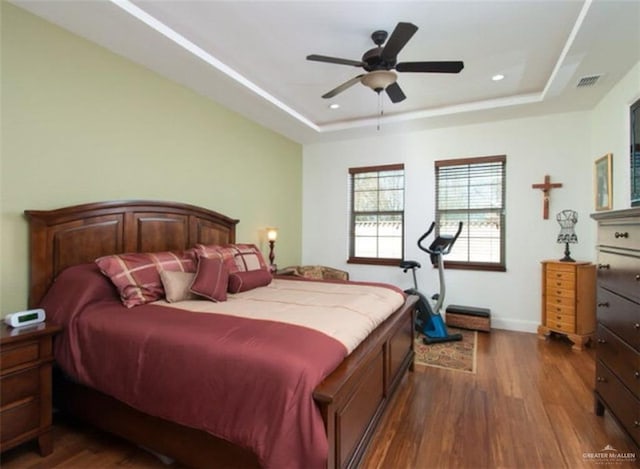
[
  {"x1": 348, "y1": 164, "x2": 404, "y2": 265},
  {"x1": 435, "y1": 155, "x2": 506, "y2": 271}
]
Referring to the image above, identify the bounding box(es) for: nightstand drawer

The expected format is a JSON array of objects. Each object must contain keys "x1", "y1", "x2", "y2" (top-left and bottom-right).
[
  {"x1": 0, "y1": 398, "x2": 40, "y2": 444},
  {"x1": 0, "y1": 342, "x2": 39, "y2": 371},
  {"x1": 546, "y1": 277, "x2": 575, "y2": 291},
  {"x1": 545, "y1": 310, "x2": 575, "y2": 325},
  {"x1": 546, "y1": 319, "x2": 575, "y2": 333},
  {"x1": 545, "y1": 285, "x2": 575, "y2": 299},
  {"x1": 545, "y1": 302, "x2": 575, "y2": 316},
  {"x1": 0, "y1": 368, "x2": 39, "y2": 407}
]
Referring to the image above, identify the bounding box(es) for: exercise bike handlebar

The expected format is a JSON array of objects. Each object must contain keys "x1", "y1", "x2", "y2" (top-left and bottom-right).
[{"x1": 417, "y1": 221, "x2": 463, "y2": 255}]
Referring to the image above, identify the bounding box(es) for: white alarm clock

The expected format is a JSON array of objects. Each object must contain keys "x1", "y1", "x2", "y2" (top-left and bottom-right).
[{"x1": 4, "y1": 308, "x2": 46, "y2": 328}]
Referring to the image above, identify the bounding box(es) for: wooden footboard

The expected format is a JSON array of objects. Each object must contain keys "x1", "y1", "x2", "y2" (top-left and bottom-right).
[{"x1": 315, "y1": 294, "x2": 417, "y2": 469}]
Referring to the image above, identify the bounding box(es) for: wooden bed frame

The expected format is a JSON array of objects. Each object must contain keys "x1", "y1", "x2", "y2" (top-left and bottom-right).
[{"x1": 25, "y1": 200, "x2": 417, "y2": 469}]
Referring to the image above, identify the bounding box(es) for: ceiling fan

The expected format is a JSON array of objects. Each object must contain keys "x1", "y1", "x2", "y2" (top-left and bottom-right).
[{"x1": 307, "y1": 22, "x2": 464, "y2": 103}]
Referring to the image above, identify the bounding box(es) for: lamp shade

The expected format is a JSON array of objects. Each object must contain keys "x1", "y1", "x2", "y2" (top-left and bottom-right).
[
  {"x1": 267, "y1": 228, "x2": 278, "y2": 242},
  {"x1": 361, "y1": 70, "x2": 397, "y2": 92}
]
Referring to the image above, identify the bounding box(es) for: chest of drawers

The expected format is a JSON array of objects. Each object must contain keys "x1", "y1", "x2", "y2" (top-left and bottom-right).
[
  {"x1": 0, "y1": 322, "x2": 60, "y2": 455},
  {"x1": 591, "y1": 208, "x2": 640, "y2": 450},
  {"x1": 537, "y1": 260, "x2": 596, "y2": 350}
]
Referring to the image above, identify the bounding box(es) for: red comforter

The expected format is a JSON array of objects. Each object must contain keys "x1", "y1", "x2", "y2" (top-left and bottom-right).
[{"x1": 40, "y1": 264, "x2": 348, "y2": 469}]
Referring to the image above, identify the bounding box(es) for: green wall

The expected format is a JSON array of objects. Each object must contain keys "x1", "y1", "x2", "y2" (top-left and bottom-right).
[{"x1": 1, "y1": 3, "x2": 303, "y2": 312}]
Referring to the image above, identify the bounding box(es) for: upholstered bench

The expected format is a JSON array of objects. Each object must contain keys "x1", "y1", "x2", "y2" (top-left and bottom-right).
[{"x1": 445, "y1": 304, "x2": 491, "y2": 332}]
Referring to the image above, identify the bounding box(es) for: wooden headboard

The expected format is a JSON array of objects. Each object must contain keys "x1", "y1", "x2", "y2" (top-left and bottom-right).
[{"x1": 24, "y1": 200, "x2": 239, "y2": 308}]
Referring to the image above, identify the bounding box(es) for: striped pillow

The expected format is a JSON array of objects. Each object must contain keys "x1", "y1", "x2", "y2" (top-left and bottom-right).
[
  {"x1": 96, "y1": 250, "x2": 196, "y2": 308},
  {"x1": 195, "y1": 243, "x2": 268, "y2": 274}
]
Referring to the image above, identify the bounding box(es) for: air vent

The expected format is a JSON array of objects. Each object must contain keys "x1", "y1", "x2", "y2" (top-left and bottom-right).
[{"x1": 576, "y1": 75, "x2": 601, "y2": 88}]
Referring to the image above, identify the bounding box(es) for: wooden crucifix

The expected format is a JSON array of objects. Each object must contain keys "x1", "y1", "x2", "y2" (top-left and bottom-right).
[{"x1": 532, "y1": 175, "x2": 563, "y2": 219}]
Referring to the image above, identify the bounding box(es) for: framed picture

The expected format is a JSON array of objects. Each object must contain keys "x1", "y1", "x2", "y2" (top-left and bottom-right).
[
  {"x1": 594, "y1": 153, "x2": 612, "y2": 211},
  {"x1": 631, "y1": 98, "x2": 639, "y2": 206}
]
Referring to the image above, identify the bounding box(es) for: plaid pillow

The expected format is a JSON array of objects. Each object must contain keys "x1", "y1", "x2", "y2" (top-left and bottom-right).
[
  {"x1": 195, "y1": 243, "x2": 268, "y2": 274},
  {"x1": 190, "y1": 257, "x2": 229, "y2": 302},
  {"x1": 96, "y1": 250, "x2": 196, "y2": 308}
]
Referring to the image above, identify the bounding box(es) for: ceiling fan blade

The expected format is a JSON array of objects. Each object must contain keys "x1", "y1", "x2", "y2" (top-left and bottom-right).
[
  {"x1": 307, "y1": 54, "x2": 365, "y2": 67},
  {"x1": 385, "y1": 81, "x2": 406, "y2": 103},
  {"x1": 396, "y1": 61, "x2": 464, "y2": 73},
  {"x1": 381, "y1": 22, "x2": 418, "y2": 62},
  {"x1": 322, "y1": 74, "x2": 365, "y2": 99}
]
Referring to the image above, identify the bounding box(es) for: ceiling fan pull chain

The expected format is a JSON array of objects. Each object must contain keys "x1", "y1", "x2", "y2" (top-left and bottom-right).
[{"x1": 377, "y1": 92, "x2": 383, "y2": 131}]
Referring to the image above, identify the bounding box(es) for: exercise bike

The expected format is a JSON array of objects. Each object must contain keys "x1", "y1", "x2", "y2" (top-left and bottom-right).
[{"x1": 400, "y1": 221, "x2": 463, "y2": 344}]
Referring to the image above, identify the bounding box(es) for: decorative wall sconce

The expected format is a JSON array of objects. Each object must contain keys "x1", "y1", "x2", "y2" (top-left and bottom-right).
[
  {"x1": 556, "y1": 209, "x2": 578, "y2": 262},
  {"x1": 266, "y1": 227, "x2": 278, "y2": 270}
]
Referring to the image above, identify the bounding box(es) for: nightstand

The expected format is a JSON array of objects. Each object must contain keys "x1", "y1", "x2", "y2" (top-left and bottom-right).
[{"x1": 0, "y1": 322, "x2": 61, "y2": 455}]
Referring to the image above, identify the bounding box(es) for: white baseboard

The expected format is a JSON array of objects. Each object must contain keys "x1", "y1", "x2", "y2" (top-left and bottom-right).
[{"x1": 489, "y1": 317, "x2": 539, "y2": 333}]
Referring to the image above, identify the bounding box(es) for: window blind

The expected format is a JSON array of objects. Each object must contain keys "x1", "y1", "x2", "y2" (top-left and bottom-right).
[{"x1": 435, "y1": 155, "x2": 506, "y2": 270}]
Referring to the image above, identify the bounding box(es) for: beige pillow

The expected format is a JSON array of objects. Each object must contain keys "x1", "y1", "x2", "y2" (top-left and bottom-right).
[{"x1": 159, "y1": 270, "x2": 199, "y2": 303}]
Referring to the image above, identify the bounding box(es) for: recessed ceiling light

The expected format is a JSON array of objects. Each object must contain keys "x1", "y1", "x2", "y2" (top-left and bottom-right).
[
  {"x1": 329, "y1": 103, "x2": 340, "y2": 109},
  {"x1": 492, "y1": 74, "x2": 505, "y2": 81}
]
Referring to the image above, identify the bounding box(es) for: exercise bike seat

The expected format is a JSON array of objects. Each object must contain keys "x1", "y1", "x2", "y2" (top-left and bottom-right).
[{"x1": 399, "y1": 260, "x2": 421, "y2": 271}]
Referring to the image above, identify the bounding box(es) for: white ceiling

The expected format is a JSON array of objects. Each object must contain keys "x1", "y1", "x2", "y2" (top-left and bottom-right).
[{"x1": 11, "y1": 0, "x2": 640, "y2": 144}]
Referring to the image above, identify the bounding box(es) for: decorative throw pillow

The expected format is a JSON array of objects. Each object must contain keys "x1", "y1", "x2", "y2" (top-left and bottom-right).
[
  {"x1": 96, "y1": 251, "x2": 196, "y2": 308},
  {"x1": 159, "y1": 270, "x2": 199, "y2": 303},
  {"x1": 228, "y1": 269, "x2": 272, "y2": 294},
  {"x1": 190, "y1": 256, "x2": 229, "y2": 302},
  {"x1": 195, "y1": 243, "x2": 269, "y2": 274}
]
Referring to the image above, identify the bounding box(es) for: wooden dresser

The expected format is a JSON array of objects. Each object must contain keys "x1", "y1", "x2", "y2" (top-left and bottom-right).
[
  {"x1": 591, "y1": 208, "x2": 639, "y2": 450},
  {"x1": 538, "y1": 260, "x2": 596, "y2": 350},
  {"x1": 0, "y1": 322, "x2": 60, "y2": 455}
]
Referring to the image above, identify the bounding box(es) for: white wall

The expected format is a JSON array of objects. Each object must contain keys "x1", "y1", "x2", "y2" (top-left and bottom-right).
[
  {"x1": 303, "y1": 112, "x2": 597, "y2": 332},
  {"x1": 590, "y1": 61, "x2": 640, "y2": 210},
  {"x1": 303, "y1": 61, "x2": 639, "y2": 333}
]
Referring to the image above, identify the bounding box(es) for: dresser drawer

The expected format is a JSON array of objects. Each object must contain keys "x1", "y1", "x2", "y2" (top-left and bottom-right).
[
  {"x1": 0, "y1": 398, "x2": 40, "y2": 444},
  {"x1": 0, "y1": 368, "x2": 39, "y2": 407},
  {"x1": 597, "y1": 251, "x2": 640, "y2": 303},
  {"x1": 0, "y1": 341, "x2": 40, "y2": 372},
  {"x1": 597, "y1": 287, "x2": 640, "y2": 350},
  {"x1": 598, "y1": 222, "x2": 640, "y2": 251},
  {"x1": 595, "y1": 361, "x2": 640, "y2": 446},
  {"x1": 596, "y1": 324, "x2": 640, "y2": 396}
]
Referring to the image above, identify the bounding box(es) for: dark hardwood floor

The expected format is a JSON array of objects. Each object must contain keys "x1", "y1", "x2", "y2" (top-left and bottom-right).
[{"x1": 2, "y1": 329, "x2": 637, "y2": 468}]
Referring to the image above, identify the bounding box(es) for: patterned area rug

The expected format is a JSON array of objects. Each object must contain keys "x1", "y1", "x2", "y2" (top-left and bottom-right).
[{"x1": 414, "y1": 327, "x2": 477, "y2": 373}]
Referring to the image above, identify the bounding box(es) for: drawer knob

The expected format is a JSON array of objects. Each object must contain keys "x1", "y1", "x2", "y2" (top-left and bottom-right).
[
  {"x1": 635, "y1": 421, "x2": 640, "y2": 428},
  {"x1": 597, "y1": 338, "x2": 607, "y2": 344},
  {"x1": 636, "y1": 274, "x2": 640, "y2": 281},
  {"x1": 635, "y1": 371, "x2": 640, "y2": 379},
  {"x1": 597, "y1": 302, "x2": 610, "y2": 308},
  {"x1": 596, "y1": 376, "x2": 607, "y2": 383},
  {"x1": 635, "y1": 323, "x2": 640, "y2": 329},
  {"x1": 614, "y1": 231, "x2": 629, "y2": 238},
  {"x1": 598, "y1": 264, "x2": 610, "y2": 270}
]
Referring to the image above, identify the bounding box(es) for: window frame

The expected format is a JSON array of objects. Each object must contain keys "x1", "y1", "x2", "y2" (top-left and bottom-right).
[
  {"x1": 348, "y1": 163, "x2": 405, "y2": 266},
  {"x1": 435, "y1": 155, "x2": 506, "y2": 272}
]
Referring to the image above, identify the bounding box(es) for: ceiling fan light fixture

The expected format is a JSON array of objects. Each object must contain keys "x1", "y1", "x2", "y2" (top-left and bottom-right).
[{"x1": 361, "y1": 70, "x2": 397, "y2": 92}]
